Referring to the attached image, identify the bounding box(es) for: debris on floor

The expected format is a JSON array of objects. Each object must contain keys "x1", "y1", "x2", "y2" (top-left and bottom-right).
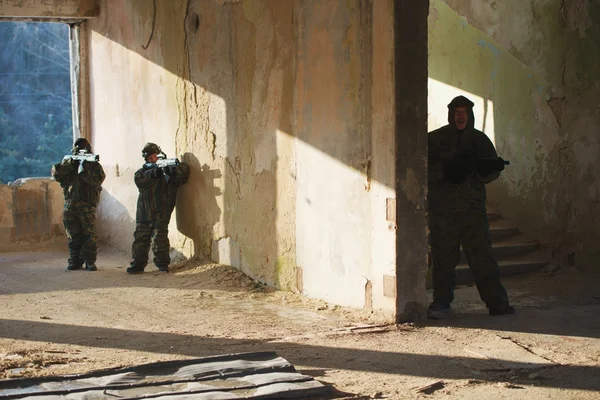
[{"x1": 413, "y1": 379, "x2": 445, "y2": 394}]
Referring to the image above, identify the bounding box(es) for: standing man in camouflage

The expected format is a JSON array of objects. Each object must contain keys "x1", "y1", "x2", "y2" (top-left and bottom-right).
[
  {"x1": 52, "y1": 138, "x2": 105, "y2": 271},
  {"x1": 127, "y1": 143, "x2": 189, "y2": 274},
  {"x1": 427, "y1": 95, "x2": 516, "y2": 319}
]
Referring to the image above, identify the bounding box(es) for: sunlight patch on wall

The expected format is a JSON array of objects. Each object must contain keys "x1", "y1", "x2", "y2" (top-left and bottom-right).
[
  {"x1": 295, "y1": 138, "x2": 371, "y2": 308},
  {"x1": 428, "y1": 77, "x2": 496, "y2": 145}
]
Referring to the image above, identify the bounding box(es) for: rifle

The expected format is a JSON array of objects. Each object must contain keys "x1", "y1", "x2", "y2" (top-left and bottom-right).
[
  {"x1": 145, "y1": 155, "x2": 180, "y2": 182},
  {"x1": 63, "y1": 150, "x2": 100, "y2": 174},
  {"x1": 144, "y1": 157, "x2": 180, "y2": 169},
  {"x1": 444, "y1": 155, "x2": 509, "y2": 184}
]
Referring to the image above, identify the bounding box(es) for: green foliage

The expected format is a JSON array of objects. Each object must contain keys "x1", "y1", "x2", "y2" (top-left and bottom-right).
[{"x1": 0, "y1": 22, "x2": 73, "y2": 184}]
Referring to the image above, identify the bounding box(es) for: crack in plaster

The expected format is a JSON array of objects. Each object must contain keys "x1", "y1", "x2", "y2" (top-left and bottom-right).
[
  {"x1": 362, "y1": 158, "x2": 372, "y2": 191},
  {"x1": 208, "y1": 131, "x2": 217, "y2": 161},
  {"x1": 226, "y1": 158, "x2": 242, "y2": 200},
  {"x1": 547, "y1": 96, "x2": 567, "y2": 128}
]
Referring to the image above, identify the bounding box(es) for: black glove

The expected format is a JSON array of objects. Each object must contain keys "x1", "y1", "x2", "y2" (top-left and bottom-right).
[
  {"x1": 477, "y1": 157, "x2": 505, "y2": 176},
  {"x1": 496, "y1": 157, "x2": 506, "y2": 172},
  {"x1": 477, "y1": 163, "x2": 494, "y2": 177},
  {"x1": 144, "y1": 163, "x2": 162, "y2": 178},
  {"x1": 162, "y1": 166, "x2": 174, "y2": 176},
  {"x1": 63, "y1": 158, "x2": 79, "y2": 167}
]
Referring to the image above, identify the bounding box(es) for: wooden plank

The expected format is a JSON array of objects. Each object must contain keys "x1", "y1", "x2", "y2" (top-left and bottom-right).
[{"x1": 0, "y1": 0, "x2": 99, "y2": 19}]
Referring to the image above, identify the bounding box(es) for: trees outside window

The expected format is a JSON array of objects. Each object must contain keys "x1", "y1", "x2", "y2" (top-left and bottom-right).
[{"x1": 0, "y1": 22, "x2": 72, "y2": 184}]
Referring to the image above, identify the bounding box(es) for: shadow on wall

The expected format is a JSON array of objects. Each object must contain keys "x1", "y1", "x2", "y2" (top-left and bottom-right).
[
  {"x1": 88, "y1": 0, "x2": 394, "y2": 297},
  {"x1": 97, "y1": 157, "x2": 222, "y2": 266},
  {"x1": 176, "y1": 152, "x2": 222, "y2": 260},
  {"x1": 97, "y1": 189, "x2": 135, "y2": 253}
]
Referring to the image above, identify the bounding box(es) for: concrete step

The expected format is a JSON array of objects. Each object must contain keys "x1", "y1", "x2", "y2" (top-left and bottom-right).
[
  {"x1": 455, "y1": 251, "x2": 549, "y2": 285},
  {"x1": 460, "y1": 234, "x2": 540, "y2": 263},
  {"x1": 486, "y1": 210, "x2": 500, "y2": 221},
  {"x1": 489, "y1": 218, "x2": 519, "y2": 240}
]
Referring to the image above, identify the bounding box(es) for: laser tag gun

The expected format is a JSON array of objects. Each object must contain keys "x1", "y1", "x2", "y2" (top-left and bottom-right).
[
  {"x1": 145, "y1": 152, "x2": 180, "y2": 182},
  {"x1": 155, "y1": 155, "x2": 180, "y2": 169},
  {"x1": 444, "y1": 154, "x2": 510, "y2": 184},
  {"x1": 62, "y1": 150, "x2": 100, "y2": 174}
]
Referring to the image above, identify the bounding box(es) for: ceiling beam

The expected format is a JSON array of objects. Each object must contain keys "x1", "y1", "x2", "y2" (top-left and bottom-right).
[{"x1": 0, "y1": 0, "x2": 99, "y2": 19}]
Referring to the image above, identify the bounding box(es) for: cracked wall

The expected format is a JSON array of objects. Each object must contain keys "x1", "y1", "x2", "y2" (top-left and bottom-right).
[
  {"x1": 87, "y1": 0, "x2": 400, "y2": 311},
  {"x1": 430, "y1": 0, "x2": 600, "y2": 268}
]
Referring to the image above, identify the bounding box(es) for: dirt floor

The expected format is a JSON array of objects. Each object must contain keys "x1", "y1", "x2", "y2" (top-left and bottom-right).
[{"x1": 0, "y1": 248, "x2": 599, "y2": 399}]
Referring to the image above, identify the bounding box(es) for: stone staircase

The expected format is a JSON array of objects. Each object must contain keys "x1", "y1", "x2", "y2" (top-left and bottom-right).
[{"x1": 455, "y1": 208, "x2": 550, "y2": 285}]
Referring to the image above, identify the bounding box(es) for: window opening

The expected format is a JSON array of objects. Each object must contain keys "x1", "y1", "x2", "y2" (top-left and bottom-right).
[{"x1": 0, "y1": 21, "x2": 73, "y2": 184}]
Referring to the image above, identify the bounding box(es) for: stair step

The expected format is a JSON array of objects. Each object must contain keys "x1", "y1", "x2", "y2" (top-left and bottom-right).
[
  {"x1": 489, "y1": 219, "x2": 519, "y2": 240},
  {"x1": 455, "y1": 251, "x2": 549, "y2": 285},
  {"x1": 460, "y1": 235, "x2": 540, "y2": 262},
  {"x1": 486, "y1": 210, "x2": 500, "y2": 221}
]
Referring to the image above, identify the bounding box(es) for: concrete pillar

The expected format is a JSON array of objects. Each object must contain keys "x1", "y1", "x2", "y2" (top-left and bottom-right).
[
  {"x1": 69, "y1": 22, "x2": 91, "y2": 142},
  {"x1": 394, "y1": 0, "x2": 429, "y2": 322}
]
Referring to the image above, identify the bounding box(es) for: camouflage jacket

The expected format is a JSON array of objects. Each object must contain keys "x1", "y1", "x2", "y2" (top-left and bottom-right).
[
  {"x1": 428, "y1": 125, "x2": 500, "y2": 213},
  {"x1": 134, "y1": 162, "x2": 190, "y2": 222},
  {"x1": 52, "y1": 158, "x2": 105, "y2": 207}
]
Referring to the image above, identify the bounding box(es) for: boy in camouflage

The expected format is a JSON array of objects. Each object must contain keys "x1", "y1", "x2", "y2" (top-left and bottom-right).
[
  {"x1": 127, "y1": 143, "x2": 189, "y2": 274},
  {"x1": 52, "y1": 138, "x2": 105, "y2": 271}
]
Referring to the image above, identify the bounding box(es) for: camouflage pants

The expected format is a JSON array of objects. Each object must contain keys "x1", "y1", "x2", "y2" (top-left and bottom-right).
[
  {"x1": 130, "y1": 219, "x2": 170, "y2": 270},
  {"x1": 429, "y1": 210, "x2": 509, "y2": 309},
  {"x1": 63, "y1": 201, "x2": 98, "y2": 267}
]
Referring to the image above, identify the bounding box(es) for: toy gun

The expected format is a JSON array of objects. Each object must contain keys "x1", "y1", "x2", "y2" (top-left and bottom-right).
[
  {"x1": 63, "y1": 150, "x2": 100, "y2": 174},
  {"x1": 145, "y1": 155, "x2": 180, "y2": 182},
  {"x1": 156, "y1": 156, "x2": 180, "y2": 168},
  {"x1": 144, "y1": 157, "x2": 180, "y2": 170},
  {"x1": 445, "y1": 155, "x2": 509, "y2": 184}
]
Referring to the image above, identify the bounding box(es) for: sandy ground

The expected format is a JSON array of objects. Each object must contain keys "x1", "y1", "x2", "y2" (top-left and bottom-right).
[{"x1": 0, "y1": 248, "x2": 599, "y2": 399}]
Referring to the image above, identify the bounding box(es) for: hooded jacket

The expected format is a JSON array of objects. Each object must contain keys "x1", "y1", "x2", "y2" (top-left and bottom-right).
[{"x1": 428, "y1": 95, "x2": 500, "y2": 213}]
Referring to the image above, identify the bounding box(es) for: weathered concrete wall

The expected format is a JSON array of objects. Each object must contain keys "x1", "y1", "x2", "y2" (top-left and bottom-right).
[
  {"x1": 0, "y1": 0, "x2": 99, "y2": 19},
  {"x1": 430, "y1": 0, "x2": 600, "y2": 267},
  {"x1": 0, "y1": 178, "x2": 66, "y2": 252},
  {"x1": 395, "y1": 0, "x2": 429, "y2": 322},
  {"x1": 295, "y1": 1, "x2": 392, "y2": 309},
  {"x1": 88, "y1": 0, "x2": 401, "y2": 311}
]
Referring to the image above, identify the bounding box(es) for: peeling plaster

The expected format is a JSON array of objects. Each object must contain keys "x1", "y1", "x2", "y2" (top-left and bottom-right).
[
  {"x1": 562, "y1": 0, "x2": 594, "y2": 37},
  {"x1": 89, "y1": 0, "x2": 403, "y2": 312}
]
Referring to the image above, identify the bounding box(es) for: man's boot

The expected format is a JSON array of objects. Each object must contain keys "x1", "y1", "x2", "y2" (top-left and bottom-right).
[
  {"x1": 489, "y1": 304, "x2": 516, "y2": 316},
  {"x1": 66, "y1": 260, "x2": 83, "y2": 271},
  {"x1": 127, "y1": 262, "x2": 145, "y2": 274},
  {"x1": 85, "y1": 262, "x2": 97, "y2": 271}
]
